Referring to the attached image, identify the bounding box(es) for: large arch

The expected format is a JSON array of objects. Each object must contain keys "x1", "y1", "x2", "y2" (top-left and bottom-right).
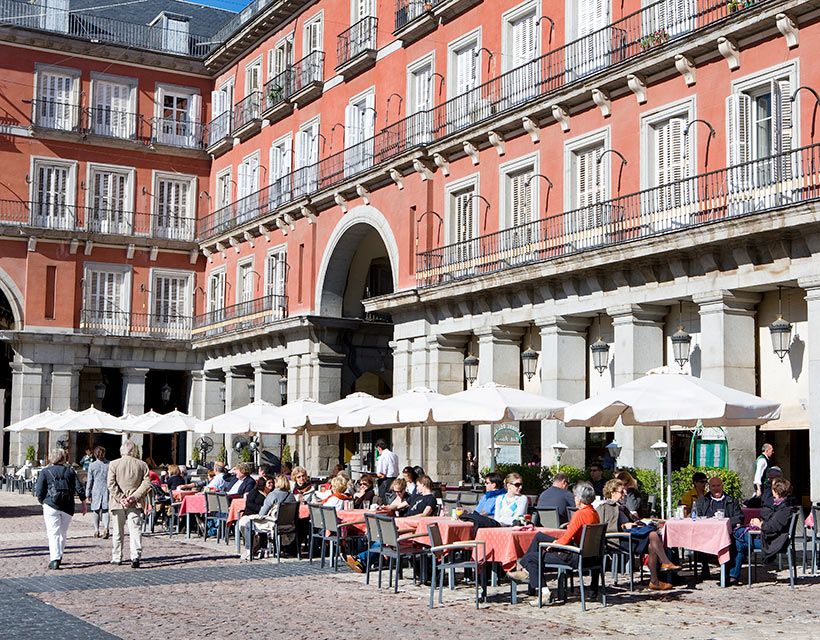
[
  {"x1": 0, "y1": 266, "x2": 24, "y2": 330},
  {"x1": 315, "y1": 205, "x2": 400, "y2": 317}
]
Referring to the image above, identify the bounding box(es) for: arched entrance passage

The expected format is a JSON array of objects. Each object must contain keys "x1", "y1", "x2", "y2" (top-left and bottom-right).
[{"x1": 0, "y1": 282, "x2": 17, "y2": 464}]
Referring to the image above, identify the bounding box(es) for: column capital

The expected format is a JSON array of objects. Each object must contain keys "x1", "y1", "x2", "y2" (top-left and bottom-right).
[
  {"x1": 250, "y1": 361, "x2": 283, "y2": 374},
  {"x1": 606, "y1": 303, "x2": 667, "y2": 325},
  {"x1": 693, "y1": 290, "x2": 760, "y2": 315},
  {"x1": 798, "y1": 276, "x2": 820, "y2": 294},
  {"x1": 204, "y1": 369, "x2": 224, "y2": 382},
  {"x1": 536, "y1": 315, "x2": 591, "y2": 336},
  {"x1": 121, "y1": 367, "x2": 150, "y2": 381},
  {"x1": 51, "y1": 364, "x2": 82, "y2": 376},
  {"x1": 426, "y1": 334, "x2": 467, "y2": 352},
  {"x1": 475, "y1": 326, "x2": 524, "y2": 345}
]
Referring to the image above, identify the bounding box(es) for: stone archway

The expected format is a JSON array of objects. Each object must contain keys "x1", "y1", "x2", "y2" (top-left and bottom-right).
[
  {"x1": 315, "y1": 205, "x2": 400, "y2": 318},
  {"x1": 0, "y1": 266, "x2": 23, "y2": 330}
]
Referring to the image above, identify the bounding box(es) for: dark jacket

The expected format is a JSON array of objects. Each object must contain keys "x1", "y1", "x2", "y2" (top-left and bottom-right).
[
  {"x1": 760, "y1": 501, "x2": 793, "y2": 562},
  {"x1": 353, "y1": 488, "x2": 375, "y2": 509},
  {"x1": 536, "y1": 485, "x2": 575, "y2": 524},
  {"x1": 694, "y1": 493, "x2": 743, "y2": 529},
  {"x1": 244, "y1": 487, "x2": 267, "y2": 516},
  {"x1": 35, "y1": 464, "x2": 85, "y2": 516},
  {"x1": 227, "y1": 475, "x2": 256, "y2": 498},
  {"x1": 624, "y1": 488, "x2": 642, "y2": 517}
]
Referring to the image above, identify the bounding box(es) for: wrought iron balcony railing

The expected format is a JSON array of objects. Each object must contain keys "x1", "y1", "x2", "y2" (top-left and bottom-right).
[
  {"x1": 80, "y1": 309, "x2": 192, "y2": 340},
  {"x1": 394, "y1": 0, "x2": 436, "y2": 31},
  {"x1": 0, "y1": 200, "x2": 196, "y2": 241},
  {"x1": 336, "y1": 16, "x2": 377, "y2": 68},
  {"x1": 416, "y1": 144, "x2": 820, "y2": 287},
  {"x1": 206, "y1": 110, "x2": 233, "y2": 148},
  {"x1": 192, "y1": 294, "x2": 288, "y2": 339},
  {"x1": 292, "y1": 50, "x2": 325, "y2": 94},
  {"x1": 232, "y1": 91, "x2": 262, "y2": 132},
  {"x1": 196, "y1": 0, "x2": 763, "y2": 242},
  {"x1": 0, "y1": 0, "x2": 216, "y2": 57},
  {"x1": 264, "y1": 69, "x2": 294, "y2": 112},
  {"x1": 31, "y1": 98, "x2": 82, "y2": 133},
  {"x1": 150, "y1": 118, "x2": 206, "y2": 150},
  {"x1": 85, "y1": 106, "x2": 143, "y2": 141}
]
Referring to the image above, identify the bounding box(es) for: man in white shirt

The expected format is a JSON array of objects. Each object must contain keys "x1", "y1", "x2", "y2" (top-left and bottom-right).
[
  {"x1": 374, "y1": 439, "x2": 399, "y2": 501},
  {"x1": 753, "y1": 443, "x2": 773, "y2": 497},
  {"x1": 206, "y1": 462, "x2": 228, "y2": 491}
]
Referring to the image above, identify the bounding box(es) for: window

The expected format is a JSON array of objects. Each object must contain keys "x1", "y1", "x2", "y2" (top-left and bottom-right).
[
  {"x1": 304, "y1": 14, "x2": 323, "y2": 57},
  {"x1": 35, "y1": 67, "x2": 79, "y2": 131},
  {"x1": 154, "y1": 174, "x2": 194, "y2": 240},
  {"x1": 642, "y1": 0, "x2": 696, "y2": 39},
  {"x1": 84, "y1": 265, "x2": 130, "y2": 333},
  {"x1": 207, "y1": 269, "x2": 226, "y2": 314},
  {"x1": 265, "y1": 248, "x2": 287, "y2": 319},
  {"x1": 564, "y1": 131, "x2": 608, "y2": 245},
  {"x1": 503, "y1": 3, "x2": 538, "y2": 105},
  {"x1": 40, "y1": 0, "x2": 69, "y2": 32},
  {"x1": 448, "y1": 31, "x2": 480, "y2": 131},
  {"x1": 352, "y1": 0, "x2": 376, "y2": 22},
  {"x1": 269, "y1": 135, "x2": 293, "y2": 209},
  {"x1": 445, "y1": 176, "x2": 479, "y2": 264},
  {"x1": 155, "y1": 85, "x2": 201, "y2": 147},
  {"x1": 269, "y1": 39, "x2": 293, "y2": 79},
  {"x1": 568, "y1": 0, "x2": 611, "y2": 78},
  {"x1": 407, "y1": 55, "x2": 434, "y2": 146},
  {"x1": 237, "y1": 153, "x2": 260, "y2": 220},
  {"x1": 151, "y1": 271, "x2": 191, "y2": 336},
  {"x1": 210, "y1": 80, "x2": 234, "y2": 140},
  {"x1": 88, "y1": 165, "x2": 133, "y2": 234},
  {"x1": 31, "y1": 159, "x2": 75, "y2": 229},
  {"x1": 344, "y1": 90, "x2": 376, "y2": 176},
  {"x1": 90, "y1": 76, "x2": 135, "y2": 139},
  {"x1": 295, "y1": 119, "x2": 320, "y2": 197},
  {"x1": 237, "y1": 260, "x2": 255, "y2": 304},
  {"x1": 160, "y1": 14, "x2": 189, "y2": 54},
  {"x1": 215, "y1": 169, "x2": 232, "y2": 210},
  {"x1": 500, "y1": 156, "x2": 538, "y2": 255}
]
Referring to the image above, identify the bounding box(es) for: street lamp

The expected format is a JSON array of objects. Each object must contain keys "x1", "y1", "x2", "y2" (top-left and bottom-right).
[
  {"x1": 591, "y1": 313, "x2": 609, "y2": 376},
  {"x1": 606, "y1": 440, "x2": 621, "y2": 469},
  {"x1": 94, "y1": 381, "x2": 106, "y2": 400},
  {"x1": 278, "y1": 374, "x2": 288, "y2": 405},
  {"x1": 671, "y1": 301, "x2": 692, "y2": 370},
  {"x1": 248, "y1": 381, "x2": 255, "y2": 403},
  {"x1": 160, "y1": 382, "x2": 172, "y2": 405},
  {"x1": 552, "y1": 441, "x2": 568, "y2": 473},
  {"x1": 463, "y1": 353, "x2": 479, "y2": 385},
  {"x1": 650, "y1": 439, "x2": 669, "y2": 518},
  {"x1": 769, "y1": 286, "x2": 792, "y2": 361},
  {"x1": 521, "y1": 346, "x2": 538, "y2": 381}
]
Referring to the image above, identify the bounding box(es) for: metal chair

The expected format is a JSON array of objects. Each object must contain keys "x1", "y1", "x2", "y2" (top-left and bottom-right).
[
  {"x1": 427, "y1": 522, "x2": 486, "y2": 609},
  {"x1": 805, "y1": 504, "x2": 819, "y2": 575},
  {"x1": 363, "y1": 512, "x2": 382, "y2": 585},
  {"x1": 313, "y1": 505, "x2": 366, "y2": 570},
  {"x1": 748, "y1": 507, "x2": 801, "y2": 588},
  {"x1": 203, "y1": 492, "x2": 229, "y2": 543},
  {"x1": 603, "y1": 531, "x2": 635, "y2": 591},
  {"x1": 458, "y1": 492, "x2": 480, "y2": 512},
  {"x1": 533, "y1": 507, "x2": 560, "y2": 529},
  {"x1": 539, "y1": 523, "x2": 608, "y2": 611},
  {"x1": 441, "y1": 492, "x2": 459, "y2": 514},
  {"x1": 307, "y1": 504, "x2": 326, "y2": 564},
  {"x1": 374, "y1": 514, "x2": 428, "y2": 592},
  {"x1": 251, "y1": 501, "x2": 300, "y2": 562}
]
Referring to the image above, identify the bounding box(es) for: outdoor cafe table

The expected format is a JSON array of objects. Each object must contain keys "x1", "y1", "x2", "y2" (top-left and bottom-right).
[
  {"x1": 172, "y1": 489, "x2": 198, "y2": 501},
  {"x1": 473, "y1": 526, "x2": 564, "y2": 571},
  {"x1": 178, "y1": 493, "x2": 206, "y2": 538},
  {"x1": 396, "y1": 516, "x2": 474, "y2": 545},
  {"x1": 228, "y1": 498, "x2": 246, "y2": 525},
  {"x1": 663, "y1": 517, "x2": 733, "y2": 586}
]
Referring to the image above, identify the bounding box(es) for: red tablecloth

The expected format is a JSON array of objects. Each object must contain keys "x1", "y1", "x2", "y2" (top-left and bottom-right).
[
  {"x1": 397, "y1": 516, "x2": 474, "y2": 546},
  {"x1": 299, "y1": 503, "x2": 310, "y2": 519},
  {"x1": 178, "y1": 494, "x2": 206, "y2": 516},
  {"x1": 742, "y1": 507, "x2": 761, "y2": 525},
  {"x1": 227, "y1": 498, "x2": 246, "y2": 525},
  {"x1": 473, "y1": 526, "x2": 564, "y2": 570},
  {"x1": 664, "y1": 518, "x2": 732, "y2": 565},
  {"x1": 173, "y1": 489, "x2": 198, "y2": 501}
]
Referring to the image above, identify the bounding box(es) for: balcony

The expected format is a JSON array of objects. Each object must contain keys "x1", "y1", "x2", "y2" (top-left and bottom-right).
[
  {"x1": 30, "y1": 98, "x2": 82, "y2": 134},
  {"x1": 336, "y1": 16, "x2": 377, "y2": 80},
  {"x1": 192, "y1": 294, "x2": 288, "y2": 339},
  {"x1": 261, "y1": 69, "x2": 294, "y2": 124},
  {"x1": 205, "y1": 110, "x2": 233, "y2": 156},
  {"x1": 290, "y1": 51, "x2": 325, "y2": 107},
  {"x1": 430, "y1": 0, "x2": 482, "y2": 22},
  {"x1": 393, "y1": 0, "x2": 437, "y2": 44},
  {"x1": 231, "y1": 91, "x2": 263, "y2": 141},
  {"x1": 416, "y1": 144, "x2": 820, "y2": 288},
  {"x1": 150, "y1": 118, "x2": 206, "y2": 151},
  {"x1": 0, "y1": 0, "x2": 216, "y2": 58},
  {"x1": 80, "y1": 309, "x2": 192, "y2": 341},
  {"x1": 85, "y1": 106, "x2": 143, "y2": 142},
  {"x1": 0, "y1": 200, "x2": 196, "y2": 242}
]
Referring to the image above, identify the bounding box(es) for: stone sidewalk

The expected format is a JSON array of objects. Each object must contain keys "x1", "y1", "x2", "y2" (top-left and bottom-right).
[{"x1": 1, "y1": 492, "x2": 817, "y2": 639}]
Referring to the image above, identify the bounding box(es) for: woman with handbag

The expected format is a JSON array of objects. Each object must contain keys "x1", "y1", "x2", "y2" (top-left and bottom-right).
[
  {"x1": 34, "y1": 448, "x2": 86, "y2": 569},
  {"x1": 597, "y1": 479, "x2": 679, "y2": 591}
]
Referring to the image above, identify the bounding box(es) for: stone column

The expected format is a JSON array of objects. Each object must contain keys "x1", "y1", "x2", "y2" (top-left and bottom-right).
[
  {"x1": 608, "y1": 304, "x2": 666, "y2": 470},
  {"x1": 224, "y1": 366, "x2": 252, "y2": 411},
  {"x1": 476, "y1": 327, "x2": 523, "y2": 470},
  {"x1": 50, "y1": 364, "x2": 80, "y2": 456},
  {"x1": 0, "y1": 390, "x2": 5, "y2": 466},
  {"x1": 10, "y1": 362, "x2": 45, "y2": 464},
  {"x1": 121, "y1": 367, "x2": 149, "y2": 454},
  {"x1": 251, "y1": 361, "x2": 284, "y2": 459},
  {"x1": 694, "y1": 290, "x2": 760, "y2": 493},
  {"x1": 800, "y1": 277, "x2": 820, "y2": 502},
  {"x1": 390, "y1": 338, "x2": 412, "y2": 395},
  {"x1": 539, "y1": 316, "x2": 590, "y2": 468}
]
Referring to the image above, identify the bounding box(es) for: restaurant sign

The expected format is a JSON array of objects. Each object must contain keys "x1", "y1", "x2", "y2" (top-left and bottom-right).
[{"x1": 494, "y1": 425, "x2": 522, "y2": 464}]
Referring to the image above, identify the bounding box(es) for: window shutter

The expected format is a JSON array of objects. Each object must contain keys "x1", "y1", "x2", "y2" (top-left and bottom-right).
[
  {"x1": 308, "y1": 124, "x2": 320, "y2": 164},
  {"x1": 189, "y1": 93, "x2": 202, "y2": 127},
  {"x1": 726, "y1": 93, "x2": 751, "y2": 167},
  {"x1": 344, "y1": 104, "x2": 356, "y2": 148},
  {"x1": 773, "y1": 78, "x2": 794, "y2": 181},
  {"x1": 283, "y1": 137, "x2": 293, "y2": 175},
  {"x1": 295, "y1": 130, "x2": 307, "y2": 168}
]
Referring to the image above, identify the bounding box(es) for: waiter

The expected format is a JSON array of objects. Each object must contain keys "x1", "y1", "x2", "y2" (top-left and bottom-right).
[
  {"x1": 374, "y1": 438, "x2": 399, "y2": 502},
  {"x1": 753, "y1": 443, "x2": 774, "y2": 497}
]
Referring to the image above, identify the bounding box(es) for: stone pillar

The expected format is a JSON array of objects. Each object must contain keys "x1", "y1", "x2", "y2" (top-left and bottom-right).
[
  {"x1": 800, "y1": 277, "x2": 820, "y2": 501},
  {"x1": 10, "y1": 362, "x2": 45, "y2": 464},
  {"x1": 0, "y1": 391, "x2": 5, "y2": 466},
  {"x1": 50, "y1": 364, "x2": 80, "y2": 456},
  {"x1": 284, "y1": 355, "x2": 302, "y2": 468},
  {"x1": 121, "y1": 367, "x2": 149, "y2": 454},
  {"x1": 224, "y1": 367, "x2": 251, "y2": 411},
  {"x1": 608, "y1": 304, "x2": 666, "y2": 470},
  {"x1": 539, "y1": 316, "x2": 590, "y2": 468},
  {"x1": 252, "y1": 361, "x2": 283, "y2": 405},
  {"x1": 694, "y1": 290, "x2": 760, "y2": 493},
  {"x1": 427, "y1": 335, "x2": 466, "y2": 394},
  {"x1": 390, "y1": 338, "x2": 412, "y2": 394},
  {"x1": 476, "y1": 327, "x2": 523, "y2": 470}
]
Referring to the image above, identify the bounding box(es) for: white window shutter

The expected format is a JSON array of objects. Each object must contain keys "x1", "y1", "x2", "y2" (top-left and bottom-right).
[
  {"x1": 364, "y1": 93, "x2": 376, "y2": 139},
  {"x1": 344, "y1": 104, "x2": 355, "y2": 148},
  {"x1": 283, "y1": 137, "x2": 293, "y2": 174},
  {"x1": 772, "y1": 78, "x2": 793, "y2": 157},
  {"x1": 308, "y1": 124, "x2": 319, "y2": 164},
  {"x1": 295, "y1": 130, "x2": 307, "y2": 168},
  {"x1": 189, "y1": 93, "x2": 202, "y2": 126},
  {"x1": 211, "y1": 90, "x2": 222, "y2": 117},
  {"x1": 726, "y1": 93, "x2": 751, "y2": 167}
]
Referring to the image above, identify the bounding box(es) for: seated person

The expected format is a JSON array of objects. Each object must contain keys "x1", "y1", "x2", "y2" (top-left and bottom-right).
[
  {"x1": 402, "y1": 466, "x2": 419, "y2": 496},
  {"x1": 226, "y1": 463, "x2": 256, "y2": 499},
  {"x1": 730, "y1": 477, "x2": 794, "y2": 582},
  {"x1": 205, "y1": 462, "x2": 229, "y2": 491},
  {"x1": 615, "y1": 470, "x2": 642, "y2": 518},
  {"x1": 403, "y1": 476, "x2": 437, "y2": 517},
  {"x1": 320, "y1": 464, "x2": 346, "y2": 490},
  {"x1": 377, "y1": 478, "x2": 409, "y2": 515},
  {"x1": 513, "y1": 482, "x2": 601, "y2": 597},
  {"x1": 536, "y1": 472, "x2": 576, "y2": 525},
  {"x1": 475, "y1": 472, "x2": 506, "y2": 517},
  {"x1": 281, "y1": 461, "x2": 293, "y2": 478},
  {"x1": 758, "y1": 466, "x2": 784, "y2": 509},
  {"x1": 321, "y1": 475, "x2": 350, "y2": 511},
  {"x1": 493, "y1": 473, "x2": 529, "y2": 526},
  {"x1": 597, "y1": 479, "x2": 679, "y2": 591},
  {"x1": 165, "y1": 464, "x2": 187, "y2": 492},
  {"x1": 352, "y1": 474, "x2": 376, "y2": 509},
  {"x1": 679, "y1": 472, "x2": 708, "y2": 516},
  {"x1": 245, "y1": 476, "x2": 274, "y2": 517},
  {"x1": 291, "y1": 466, "x2": 315, "y2": 501},
  {"x1": 260, "y1": 474, "x2": 298, "y2": 516},
  {"x1": 588, "y1": 463, "x2": 605, "y2": 497},
  {"x1": 694, "y1": 476, "x2": 743, "y2": 578}
]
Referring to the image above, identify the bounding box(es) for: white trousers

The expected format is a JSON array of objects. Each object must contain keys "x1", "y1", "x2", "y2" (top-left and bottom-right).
[
  {"x1": 42, "y1": 504, "x2": 72, "y2": 561},
  {"x1": 92, "y1": 508, "x2": 110, "y2": 533},
  {"x1": 111, "y1": 508, "x2": 144, "y2": 562}
]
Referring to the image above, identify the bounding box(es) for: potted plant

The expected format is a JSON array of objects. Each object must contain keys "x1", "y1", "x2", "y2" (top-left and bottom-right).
[
  {"x1": 423, "y1": 0, "x2": 433, "y2": 10},
  {"x1": 25, "y1": 445, "x2": 36, "y2": 463},
  {"x1": 268, "y1": 84, "x2": 284, "y2": 106},
  {"x1": 727, "y1": 0, "x2": 742, "y2": 12}
]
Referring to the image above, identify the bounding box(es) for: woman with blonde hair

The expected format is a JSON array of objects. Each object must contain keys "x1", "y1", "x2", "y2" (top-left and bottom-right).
[
  {"x1": 493, "y1": 472, "x2": 529, "y2": 525},
  {"x1": 34, "y1": 448, "x2": 86, "y2": 569},
  {"x1": 321, "y1": 475, "x2": 350, "y2": 510},
  {"x1": 615, "y1": 470, "x2": 643, "y2": 517}
]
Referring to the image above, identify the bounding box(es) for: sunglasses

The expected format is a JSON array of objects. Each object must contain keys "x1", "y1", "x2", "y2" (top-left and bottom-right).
[{"x1": 509, "y1": 482, "x2": 523, "y2": 487}]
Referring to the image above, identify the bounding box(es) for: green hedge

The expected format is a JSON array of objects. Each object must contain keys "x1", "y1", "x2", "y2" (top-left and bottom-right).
[
  {"x1": 670, "y1": 465, "x2": 742, "y2": 507},
  {"x1": 480, "y1": 464, "x2": 591, "y2": 495}
]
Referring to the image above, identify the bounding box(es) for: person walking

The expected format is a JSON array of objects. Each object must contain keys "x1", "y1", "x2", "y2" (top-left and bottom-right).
[
  {"x1": 34, "y1": 448, "x2": 86, "y2": 570},
  {"x1": 86, "y1": 446, "x2": 110, "y2": 539},
  {"x1": 107, "y1": 439, "x2": 151, "y2": 568}
]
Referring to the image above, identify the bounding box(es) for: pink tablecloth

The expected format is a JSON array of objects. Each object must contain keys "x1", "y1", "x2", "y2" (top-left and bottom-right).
[
  {"x1": 227, "y1": 498, "x2": 246, "y2": 525},
  {"x1": 173, "y1": 489, "x2": 198, "y2": 501},
  {"x1": 474, "y1": 526, "x2": 564, "y2": 570},
  {"x1": 178, "y1": 493, "x2": 205, "y2": 516},
  {"x1": 742, "y1": 507, "x2": 761, "y2": 525},
  {"x1": 397, "y1": 516, "x2": 474, "y2": 546},
  {"x1": 664, "y1": 518, "x2": 732, "y2": 565}
]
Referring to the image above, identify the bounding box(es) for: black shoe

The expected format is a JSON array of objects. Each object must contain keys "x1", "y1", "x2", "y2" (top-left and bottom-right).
[
  {"x1": 130, "y1": 560, "x2": 140, "y2": 569},
  {"x1": 48, "y1": 560, "x2": 60, "y2": 570}
]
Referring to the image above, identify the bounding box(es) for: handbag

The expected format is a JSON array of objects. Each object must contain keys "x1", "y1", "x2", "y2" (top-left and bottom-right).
[{"x1": 627, "y1": 522, "x2": 657, "y2": 539}]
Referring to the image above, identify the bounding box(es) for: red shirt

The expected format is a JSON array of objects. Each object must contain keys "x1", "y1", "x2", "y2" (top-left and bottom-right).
[{"x1": 556, "y1": 503, "x2": 600, "y2": 547}]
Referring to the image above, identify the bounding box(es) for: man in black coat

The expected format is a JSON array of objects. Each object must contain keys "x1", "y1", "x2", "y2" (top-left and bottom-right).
[
  {"x1": 694, "y1": 476, "x2": 743, "y2": 581},
  {"x1": 535, "y1": 472, "x2": 575, "y2": 525}
]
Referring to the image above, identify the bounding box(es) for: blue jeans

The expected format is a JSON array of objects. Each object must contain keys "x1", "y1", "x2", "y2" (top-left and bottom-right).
[
  {"x1": 730, "y1": 534, "x2": 761, "y2": 579},
  {"x1": 357, "y1": 542, "x2": 382, "y2": 567}
]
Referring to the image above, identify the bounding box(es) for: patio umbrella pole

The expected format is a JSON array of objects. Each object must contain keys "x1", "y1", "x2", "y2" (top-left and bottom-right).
[{"x1": 666, "y1": 422, "x2": 673, "y2": 520}]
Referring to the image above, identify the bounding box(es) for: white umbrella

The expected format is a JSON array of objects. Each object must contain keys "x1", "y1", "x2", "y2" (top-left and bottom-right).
[
  {"x1": 556, "y1": 372, "x2": 781, "y2": 517},
  {"x1": 279, "y1": 398, "x2": 338, "y2": 431},
  {"x1": 448, "y1": 382, "x2": 568, "y2": 422},
  {"x1": 206, "y1": 400, "x2": 295, "y2": 435},
  {"x1": 47, "y1": 407, "x2": 125, "y2": 433},
  {"x1": 338, "y1": 387, "x2": 478, "y2": 429},
  {"x1": 305, "y1": 392, "x2": 384, "y2": 435},
  {"x1": 125, "y1": 409, "x2": 206, "y2": 435},
  {"x1": 4, "y1": 409, "x2": 61, "y2": 432},
  {"x1": 120, "y1": 410, "x2": 161, "y2": 430}
]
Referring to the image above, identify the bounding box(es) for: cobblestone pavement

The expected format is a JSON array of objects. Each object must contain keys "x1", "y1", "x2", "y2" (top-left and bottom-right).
[{"x1": 2, "y1": 491, "x2": 818, "y2": 639}]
